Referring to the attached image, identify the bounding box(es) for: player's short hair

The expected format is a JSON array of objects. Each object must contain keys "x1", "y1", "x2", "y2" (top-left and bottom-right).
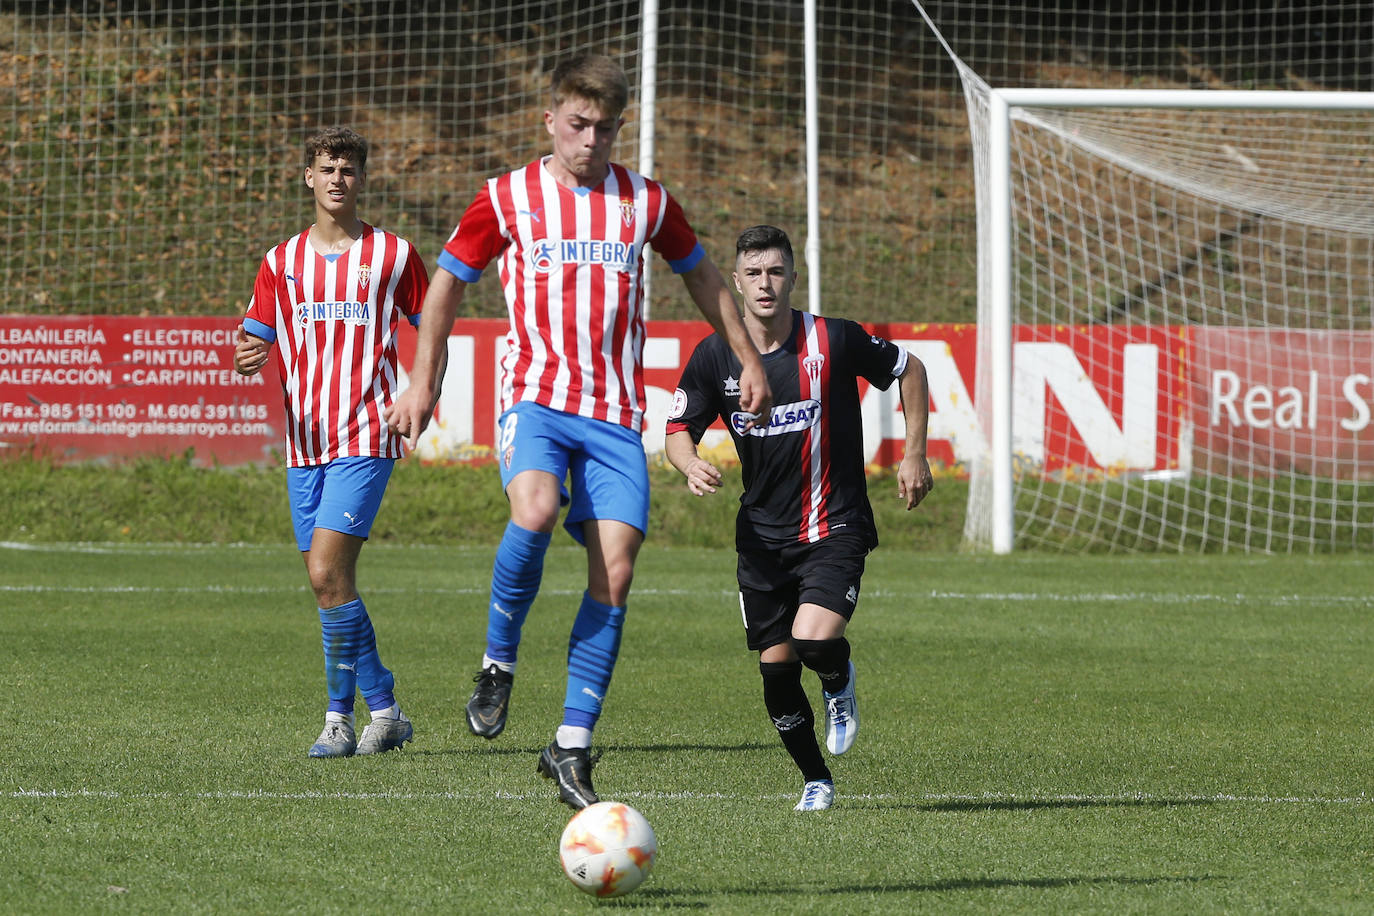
[
  {"x1": 736, "y1": 225, "x2": 794, "y2": 269},
  {"x1": 551, "y1": 52, "x2": 630, "y2": 118},
  {"x1": 304, "y1": 126, "x2": 368, "y2": 171}
]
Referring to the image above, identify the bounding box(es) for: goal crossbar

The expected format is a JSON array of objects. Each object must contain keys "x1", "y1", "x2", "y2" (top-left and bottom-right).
[{"x1": 984, "y1": 88, "x2": 1374, "y2": 554}]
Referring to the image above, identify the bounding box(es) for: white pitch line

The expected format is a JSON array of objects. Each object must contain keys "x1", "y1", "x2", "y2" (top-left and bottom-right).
[
  {"x1": 0, "y1": 584, "x2": 720, "y2": 597},
  {"x1": 8, "y1": 788, "x2": 1370, "y2": 805},
  {"x1": 912, "y1": 590, "x2": 1374, "y2": 607},
  {"x1": 0, "y1": 541, "x2": 500, "y2": 555},
  {"x1": 2, "y1": 583, "x2": 1368, "y2": 606}
]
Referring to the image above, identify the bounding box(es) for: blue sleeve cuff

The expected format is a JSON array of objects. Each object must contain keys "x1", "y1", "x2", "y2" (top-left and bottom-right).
[
  {"x1": 437, "y1": 250, "x2": 484, "y2": 283},
  {"x1": 667, "y1": 242, "x2": 706, "y2": 275},
  {"x1": 243, "y1": 317, "x2": 276, "y2": 343}
]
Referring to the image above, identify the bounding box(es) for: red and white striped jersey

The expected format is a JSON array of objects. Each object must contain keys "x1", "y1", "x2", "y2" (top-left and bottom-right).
[
  {"x1": 439, "y1": 158, "x2": 704, "y2": 434},
  {"x1": 244, "y1": 224, "x2": 429, "y2": 467}
]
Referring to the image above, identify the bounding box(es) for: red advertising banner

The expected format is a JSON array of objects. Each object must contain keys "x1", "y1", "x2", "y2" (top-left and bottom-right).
[
  {"x1": 1190, "y1": 328, "x2": 1374, "y2": 478},
  {"x1": 1013, "y1": 323, "x2": 1186, "y2": 475},
  {"x1": 7, "y1": 315, "x2": 1367, "y2": 479},
  {"x1": 0, "y1": 315, "x2": 978, "y2": 470},
  {"x1": 0, "y1": 316, "x2": 283, "y2": 465}
]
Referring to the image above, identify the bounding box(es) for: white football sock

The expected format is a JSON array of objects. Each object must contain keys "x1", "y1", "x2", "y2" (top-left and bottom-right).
[
  {"x1": 483, "y1": 655, "x2": 515, "y2": 675},
  {"x1": 556, "y1": 725, "x2": 592, "y2": 749}
]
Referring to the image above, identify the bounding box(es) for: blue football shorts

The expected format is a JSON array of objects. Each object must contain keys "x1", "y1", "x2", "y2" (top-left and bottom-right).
[
  {"x1": 286, "y1": 455, "x2": 395, "y2": 551},
  {"x1": 496, "y1": 401, "x2": 650, "y2": 544}
]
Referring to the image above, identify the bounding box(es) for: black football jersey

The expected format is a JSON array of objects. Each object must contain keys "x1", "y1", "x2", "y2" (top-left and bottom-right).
[{"x1": 667, "y1": 309, "x2": 907, "y2": 550}]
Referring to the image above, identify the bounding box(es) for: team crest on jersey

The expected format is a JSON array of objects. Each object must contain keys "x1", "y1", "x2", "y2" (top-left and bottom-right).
[
  {"x1": 619, "y1": 199, "x2": 636, "y2": 228},
  {"x1": 803, "y1": 354, "x2": 826, "y2": 385},
  {"x1": 356, "y1": 263, "x2": 371, "y2": 290}
]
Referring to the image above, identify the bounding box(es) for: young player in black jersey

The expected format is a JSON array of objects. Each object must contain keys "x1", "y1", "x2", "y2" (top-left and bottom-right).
[{"x1": 665, "y1": 225, "x2": 933, "y2": 810}]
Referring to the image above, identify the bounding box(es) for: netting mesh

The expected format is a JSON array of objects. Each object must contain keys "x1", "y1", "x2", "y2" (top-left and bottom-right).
[
  {"x1": 6, "y1": 3, "x2": 1369, "y2": 324},
  {"x1": 3, "y1": 2, "x2": 973, "y2": 323},
  {"x1": 7, "y1": 3, "x2": 1374, "y2": 548},
  {"x1": 957, "y1": 63, "x2": 1374, "y2": 552}
]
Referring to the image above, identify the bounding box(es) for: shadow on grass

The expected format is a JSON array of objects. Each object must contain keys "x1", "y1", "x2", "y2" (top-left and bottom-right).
[
  {"x1": 407, "y1": 740, "x2": 774, "y2": 759},
  {"x1": 913, "y1": 796, "x2": 1220, "y2": 813},
  {"x1": 626, "y1": 873, "x2": 1217, "y2": 906}
]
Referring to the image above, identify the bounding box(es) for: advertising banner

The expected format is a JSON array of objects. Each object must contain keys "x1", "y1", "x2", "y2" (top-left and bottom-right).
[
  {"x1": 1013, "y1": 323, "x2": 1186, "y2": 475},
  {"x1": 0, "y1": 316, "x2": 986, "y2": 470},
  {"x1": 7, "y1": 315, "x2": 1367, "y2": 480},
  {"x1": 0, "y1": 316, "x2": 281, "y2": 465},
  {"x1": 1190, "y1": 328, "x2": 1374, "y2": 478}
]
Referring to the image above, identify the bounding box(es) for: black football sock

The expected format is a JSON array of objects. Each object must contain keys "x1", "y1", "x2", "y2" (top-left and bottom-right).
[
  {"x1": 792, "y1": 636, "x2": 851, "y2": 694},
  {"x1": 759, "y1": 660, "x2": 831, "y2": 783}
]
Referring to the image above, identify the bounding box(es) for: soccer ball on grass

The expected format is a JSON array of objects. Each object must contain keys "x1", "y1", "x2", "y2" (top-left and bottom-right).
[{"x1": 558, "y1": 801, "x2": 657, "y2": 898}]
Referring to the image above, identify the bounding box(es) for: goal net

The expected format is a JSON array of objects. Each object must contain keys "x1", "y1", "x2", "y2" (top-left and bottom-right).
[
  {"x1": 1, "y1": 3, "x2": 959, "y2": 325},
  {"x1": 957, "y1": 65, "x2": 1374, "y2": 552}
]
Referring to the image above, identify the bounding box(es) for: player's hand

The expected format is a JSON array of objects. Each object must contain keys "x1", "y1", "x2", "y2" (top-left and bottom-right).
[
  {"x1": 683, "y1": 457, "x2": 723, "y2": 496},
  {"x1": 735, "y1": 362, "x2": 772, "y2": 432},
  {"x1": 383, "y1": 386, "x2": 432, "y2": 451},
  {"x1": 233, "y1": 327, "x2": 269, "y2": 377},
  {"x1": 897, "y1": 454, "x2": 933, "y2": 510}
]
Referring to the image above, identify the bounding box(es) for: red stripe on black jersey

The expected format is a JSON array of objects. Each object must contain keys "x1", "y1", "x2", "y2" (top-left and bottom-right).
[
  {"x1": 797, "y1": 312, "x2": 834, "y2": 542},
  {"x1": 669, "y1": 308, "x2": 902, "y2": 552}
]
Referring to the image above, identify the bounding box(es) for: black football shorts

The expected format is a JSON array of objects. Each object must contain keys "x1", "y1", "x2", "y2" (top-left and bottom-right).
[{"x1": 735, "y1": 532, "x2": 869, "y2": 651}]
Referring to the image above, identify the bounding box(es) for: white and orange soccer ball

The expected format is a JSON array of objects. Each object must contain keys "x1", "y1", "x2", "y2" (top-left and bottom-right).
[{"x1": 558, "y1": 801, "x2": 657, "y2": 898}]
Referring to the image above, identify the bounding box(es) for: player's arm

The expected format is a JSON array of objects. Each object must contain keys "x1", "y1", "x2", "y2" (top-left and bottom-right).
[
  {"x1": 233, "y1": 326, "x2": 270, "y2": 377},
  {"x1": 679, "y1": 257, "x2": 772, "y2": 427},
  {"x1": 398, "y1": 245, "x2": 447, "y2": 418},
  {"x1": 235, "y1": 263, "x2": 277, "y2": 377},
  {"x1": 896, "y1": 353, "x2": 934, "y2": 510},
  {"x1": 386, "y1": 269, "x2": 467, "y2": 449},
  {"x1": 665, "y1": 429, "x2": 722, "y2": 496},
  {"x1": 666, "y1": 344, "x2": 726, "y2": 496}
]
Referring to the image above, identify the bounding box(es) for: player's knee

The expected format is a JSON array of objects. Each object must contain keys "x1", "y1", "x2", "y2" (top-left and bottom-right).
[
  {"x1": 587, "y1": 556, "x2": 635, "y2": 606},
  {"x1": 509, "y1": 500, "x2": 559, "y2": 533},
  {"x1": 307, "y1": 564, "x2": 355, "y2": 607},
  {"x1": 791, "y1": 637, "x2": 848, "y2": 673},
  {"x1": 505, "y1": 471, "x2": 562, "y2": 532}
]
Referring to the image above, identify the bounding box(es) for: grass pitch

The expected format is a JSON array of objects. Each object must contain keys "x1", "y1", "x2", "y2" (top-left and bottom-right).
[{"x1": 2, "y1": 542, "x2": 1371, "y2": 913}]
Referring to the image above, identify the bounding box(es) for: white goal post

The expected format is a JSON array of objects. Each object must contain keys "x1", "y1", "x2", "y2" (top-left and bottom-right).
[{"x1": 966, "y1": 81, "x2": 1374, "y2": 553}]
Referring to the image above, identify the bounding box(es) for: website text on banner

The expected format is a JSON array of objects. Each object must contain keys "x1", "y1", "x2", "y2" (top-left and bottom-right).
[{"x1": 4, "y1": 316, "x2": 1373, "y2": 478}]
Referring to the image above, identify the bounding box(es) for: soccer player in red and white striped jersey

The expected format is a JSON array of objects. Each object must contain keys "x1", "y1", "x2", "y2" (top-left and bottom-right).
[
  {"x1": 665, "y1": 225, "x2": 933, "y2": 811},
  {"x1": 386, "y1": 53, "x2": 771, "y2": 809},
  {"x1": 244, "y1": 224, "x2": 426, "y2": 466},
  {"x1": 235, "y1": 127, "x2": 430, "y2": 760}
]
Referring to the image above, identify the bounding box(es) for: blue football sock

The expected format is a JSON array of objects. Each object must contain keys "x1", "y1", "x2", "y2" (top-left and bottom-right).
[
  {"x1": 351, "y1": 600, "x2": 396, "y2": 711},
  {"x1": 319, "y1": 601, "x2": 361, "y2": 715},
  {"x1": 319, "y1": 598, "x2": 395, "y2": 715},
  {"x1": 484, "y1": 522, "x2": 552, "y2": 665},
  {"x1": 562, "y1": 591, "x2": 625, "y2": 729}
]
